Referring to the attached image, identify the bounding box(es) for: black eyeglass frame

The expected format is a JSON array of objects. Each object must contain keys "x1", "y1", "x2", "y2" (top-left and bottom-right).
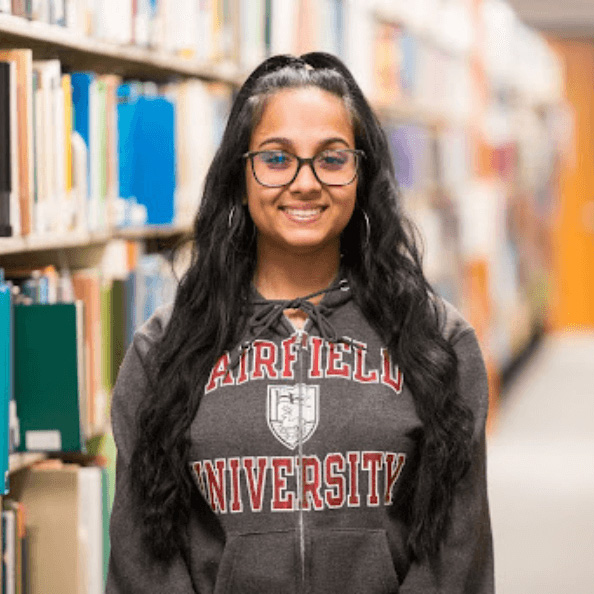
[{"x1": 243, "y1": 148, "x2": 366, "y2": 188}]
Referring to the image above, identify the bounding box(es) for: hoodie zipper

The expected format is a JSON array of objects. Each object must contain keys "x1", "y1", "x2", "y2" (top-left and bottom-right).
[{"x1": 296, "y1": 328, "x2": 306, "y2": 592}]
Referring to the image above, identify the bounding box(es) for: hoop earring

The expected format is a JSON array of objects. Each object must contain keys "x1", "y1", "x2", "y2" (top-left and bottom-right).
[
  {"x1": 228, "y1": 206, "x2": 236, "y2": 229},
  {"x1": 361, "y1": 208, "x2": 371, "y2": 249}
]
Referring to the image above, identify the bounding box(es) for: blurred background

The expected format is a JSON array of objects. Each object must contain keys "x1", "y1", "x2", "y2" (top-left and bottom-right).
[{"x1": 0, "y1": 1, "x2": 592, "y2": 592}]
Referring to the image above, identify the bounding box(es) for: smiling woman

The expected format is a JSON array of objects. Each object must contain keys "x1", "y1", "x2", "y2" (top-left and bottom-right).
[
  {"x1": 107, "y1": 53, "x2": 494, "y2": 594},
  {"x1": 245, "y1": 87, "x2": 358, "y2": 298}
]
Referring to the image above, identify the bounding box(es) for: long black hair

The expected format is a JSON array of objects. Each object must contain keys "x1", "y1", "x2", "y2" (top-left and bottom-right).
[{"x1": 130, "y1": 52, "x2": 474, "y2": 563}]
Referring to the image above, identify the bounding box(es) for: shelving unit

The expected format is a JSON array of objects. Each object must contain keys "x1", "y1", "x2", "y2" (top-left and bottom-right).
[
  {"x1": 0, "y1": 13, "x2": 242, "y2": 82},
  {"x1": 0, "y1": 2, "x2": 566, "y2": 590}
]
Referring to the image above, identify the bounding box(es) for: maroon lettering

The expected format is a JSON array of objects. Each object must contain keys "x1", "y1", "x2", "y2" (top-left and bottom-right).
[
  {"x1": 384, "y1": 453, "x2": 406, "y2": 504},
  {"x1": 381, "y1": 349, "x2": 403, "y2": 394},
  {"x1": 324, "y1": 453, "x2": 346, "y2": 508},
  {"x1": 309, "y1": 336, "x2": 324, "y2": 378},
  {"x1": 203, "y1": 459, "x2": 227, "y2": 513},
  {"x1": 236, "y1": 348, "x2": 249, "y2": 384},
  {"x1": 191, "y1": 461, "x2": 208, "y2": 502},
  {"x1": 281, "y1": 335, "x2": 298, "y2": 379},
  {"x1": 252, "y1": 340, "x2": 279, "y2": 380},
  {"x1": 352, "y1": 340, "x2": 379, "y2": 383},
  {"x1": 205, "y1": 353, "x2": 234, "y2": 393},
  {"x1": 362, "y1": 452, "x2": 383, "y2": 506},
  {"x1": 242, "y1": 457, "x2": 268, "y2": 512},
  {"x1": 300, "y1": 456, "x2": 323, "y2": 511},
  {"x1": 228, "y1": 457, "x2": 243, "y2": 513},
  {"x1": 271, "y1": 457, "x2": 295, "y2": 511},
  {"x1": 326, "y1": 342, "x2": 352, "y2": 378},
  {"x1": 347, "y1": 451, "x2": 361, "y2": 507}
]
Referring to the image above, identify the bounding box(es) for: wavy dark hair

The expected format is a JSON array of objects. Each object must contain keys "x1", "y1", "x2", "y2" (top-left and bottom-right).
[{"x1": 130, "y1": 53, "x2": 474, "y2": 564}]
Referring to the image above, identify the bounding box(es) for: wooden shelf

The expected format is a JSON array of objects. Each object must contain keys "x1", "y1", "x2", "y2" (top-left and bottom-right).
[
  {"x1": 0, "y1": 225, "x2": 192, "y2": 257},
  {"x1": 0, "y1": 13, "x2": 243, "y2": 83},
  {"x1": 376, "y1": 101, "x2": 469, "y2": 129},
  {"x1": 9, "y1": 452, "x2": 47, "y2": 474}
]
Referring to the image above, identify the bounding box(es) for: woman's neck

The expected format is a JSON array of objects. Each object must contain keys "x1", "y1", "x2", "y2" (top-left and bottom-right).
[{"x1": 253, "y1": 245, "x2": 340, "y2": 302}]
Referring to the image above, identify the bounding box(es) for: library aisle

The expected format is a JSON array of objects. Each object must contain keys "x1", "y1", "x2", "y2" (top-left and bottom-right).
[{"x1": 487, "y1": 332, "x2": 594, "y2": 593}]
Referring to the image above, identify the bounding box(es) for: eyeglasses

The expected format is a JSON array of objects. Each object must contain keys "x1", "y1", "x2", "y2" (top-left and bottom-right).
[{"x1": 243, "y1": 149, "x2": 365, "y2": 187}]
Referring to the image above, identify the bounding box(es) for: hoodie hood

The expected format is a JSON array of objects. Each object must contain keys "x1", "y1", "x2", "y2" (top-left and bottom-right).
[{"x1": 229, "y1": 275, "x2": 353, "y2": 370}]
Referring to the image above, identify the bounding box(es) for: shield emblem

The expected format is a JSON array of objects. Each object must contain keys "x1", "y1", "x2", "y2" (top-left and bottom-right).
[{"x1": 267, "y1": 384, "x2": 319, "y2": 450}]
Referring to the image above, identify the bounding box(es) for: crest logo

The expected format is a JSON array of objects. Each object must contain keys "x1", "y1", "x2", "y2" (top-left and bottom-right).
[{"x1": 267, "y1": 384, "x2": 319, "y2": 450}]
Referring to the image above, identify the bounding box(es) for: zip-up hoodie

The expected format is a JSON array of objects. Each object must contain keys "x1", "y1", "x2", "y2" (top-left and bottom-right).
[{"x1": 106, "y1": 278, "x2": 494, "y2": 593}]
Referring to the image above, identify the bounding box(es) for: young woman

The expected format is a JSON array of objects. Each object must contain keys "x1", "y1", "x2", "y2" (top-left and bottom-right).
[{"x1": 106, "y1": 53, "x2": 494, "y2": 593}]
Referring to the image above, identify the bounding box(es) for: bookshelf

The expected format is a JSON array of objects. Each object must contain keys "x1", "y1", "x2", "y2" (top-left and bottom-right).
[
  {"x1": 0, "y1": 13, "x2": 242, "y2": 83},
  {"x1": 0, "y1": 1, "x2": 566, "y2": 591}
]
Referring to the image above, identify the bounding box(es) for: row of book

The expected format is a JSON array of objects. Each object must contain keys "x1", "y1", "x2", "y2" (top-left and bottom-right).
[
  {"x1": 0, "y1": 0, "x2": 346, "y2": 71},
  {"x1": 0, "y1": 49, "x2": 231, "y2": 239},
  {"x1": 373, "y1": 20, "x2": 472, "y2": 121},
  {"x1": 3, "y1": 459, "x2": 109, "y2": 594},
  {"x1": 0, "y1": 240, "x2": 178, "y2": 493}
]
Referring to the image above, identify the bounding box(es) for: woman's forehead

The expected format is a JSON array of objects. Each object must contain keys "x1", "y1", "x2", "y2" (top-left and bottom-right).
[{"x1": 250, "y1": 88, "x2": 354, "y2": 148}]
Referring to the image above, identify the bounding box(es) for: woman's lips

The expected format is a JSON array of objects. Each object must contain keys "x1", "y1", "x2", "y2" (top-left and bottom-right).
[{"x1": 281, "y1": 206, "x2": 325, "y2": 223}]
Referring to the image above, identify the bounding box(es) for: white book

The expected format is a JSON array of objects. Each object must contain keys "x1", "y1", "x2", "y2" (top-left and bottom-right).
[
  {"x1": 77, "y1": 467, "x2": 103, "y2": 594},
  {"x1": 33, "y1": 60, "x2": 62, "y2": 233},
  {"x1": 169, "y1": 0, "x2": 198, "y2": 55},
  {"x1": 239, "y1": 0, "x2": 265, "y2": 72},
  {"x1": 343, "y1": 0, "x2": 374, "y2": 98},
  {"x1": 196, "y1": 0, "x2": 214, "y2": 63},
  {"x1": 172, "y1": 79, "x2": 214, "y2": 226},
  {"x1": 134, "y1": 0, "x2": 151, "y2": 47},
  {"x1": 71, "y1": 130, "x2": 89, "y2": 231},
  {"x1": 270, "y1": 0, "x2": 298, "y2": 56},
  {"x1": 2, "y1": 509, "x2": 16, "y2": 594}
]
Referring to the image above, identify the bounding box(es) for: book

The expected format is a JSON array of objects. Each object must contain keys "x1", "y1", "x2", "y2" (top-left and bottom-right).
[
  {"x1": 78, "y1": 466, "x2": 104, "y2": 594},
  {"x1": 0, "y1": 61, "x2": 17, "y2": 238},
  {"x1": 13, "y1": 303, "x2": 87, "y2": 453},
  {"x1": 8, "y1": 462, "x2": 106, "y2": 594},
  {"x1": 0, "y1": 50, "x2": 34, "y2": 237},
  {"x1": 2, "y1": 499, "x2": 26, "y2": 594},
  {"x1": 72, "y1": 269, "x2": 105, "y2": 436},
  {"x1": 32, "y1": 60, "x2": 63, "y2": 235},
  {"x1": 131, "y1": 95, "x2": 175, "y2": 226},
  {"x1": 71, "y1": 72, "x2": 100, "y2": 230},
  {"x1": 0, "y1": 269, "x2": 12, "y2": 494},
  {"x1": 2, "y1": 508, "x2": 15, "y2": 594}
]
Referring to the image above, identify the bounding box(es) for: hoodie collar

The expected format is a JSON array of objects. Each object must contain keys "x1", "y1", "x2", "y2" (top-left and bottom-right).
[{"x1": 229, "y1": 275, "x2": 352, "y2": 371}]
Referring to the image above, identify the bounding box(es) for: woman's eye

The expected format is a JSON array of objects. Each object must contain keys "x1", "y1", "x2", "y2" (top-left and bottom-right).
[
  {"x1": 318, "y1": 152, "x2": 348, "y2": 169},
  {"x1": 261, "y1": 152, "x2": 292, "y2": 168}
]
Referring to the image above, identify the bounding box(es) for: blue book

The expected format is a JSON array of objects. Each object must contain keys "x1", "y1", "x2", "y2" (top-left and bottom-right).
[
  {"x1": 71, "y1": 72, "x2": 94, "y2": 150},
  {"x1": 0, "y1": 269, "x2": 12, "y2": 494},
  {"x1": 135, "y1": 96, "x2": 175, "y2": 225},
  {"x1": 116, "y1": 83, "x2": 140, "y2": 205}
]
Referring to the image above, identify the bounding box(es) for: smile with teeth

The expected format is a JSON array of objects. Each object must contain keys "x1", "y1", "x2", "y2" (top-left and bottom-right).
[{"x1": 281, "y1": 206, "x2": 325, "y2": 222}]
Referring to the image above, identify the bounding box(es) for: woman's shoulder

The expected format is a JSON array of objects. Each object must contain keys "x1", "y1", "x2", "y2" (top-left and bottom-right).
[
  {"x1": 133, "y1": 301, "x2": 175, "y2": 359},
  {"x1": 432, "y1": 295, "x2": 476, "y2": 345}
]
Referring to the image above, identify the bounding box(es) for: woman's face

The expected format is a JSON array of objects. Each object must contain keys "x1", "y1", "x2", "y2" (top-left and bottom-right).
[{"x1": 245, "y1": 87, "x2": 357, "y2": 259}]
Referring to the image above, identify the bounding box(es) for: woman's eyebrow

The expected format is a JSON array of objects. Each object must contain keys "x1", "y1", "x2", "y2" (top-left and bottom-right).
[{"x1": 257, "y1": 136, "x2": 351, "y2": 150}]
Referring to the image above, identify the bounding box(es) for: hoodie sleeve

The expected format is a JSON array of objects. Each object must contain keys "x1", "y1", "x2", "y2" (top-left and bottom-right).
[
  {"x1": 106, "y1": 322, "x2": 196, "y2": 593},
  {"x1": 400, "y1": 328, "x2": 495, "y2": 594}
]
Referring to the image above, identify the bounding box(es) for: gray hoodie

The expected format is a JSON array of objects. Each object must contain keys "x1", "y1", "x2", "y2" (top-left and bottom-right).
[{"x1": 106, "y1": 280, "x2": 494, "y2": 593}]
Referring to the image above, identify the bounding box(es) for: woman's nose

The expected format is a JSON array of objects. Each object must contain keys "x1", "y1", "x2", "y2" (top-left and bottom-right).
[{"x1": 289, "y1": 161, "x2": 322, "y2": 193}]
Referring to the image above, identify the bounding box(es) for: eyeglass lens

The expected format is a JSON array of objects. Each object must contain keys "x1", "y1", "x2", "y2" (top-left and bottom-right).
[{"x1": 252, "y1": 150, "x2": 358, "y2": 186}]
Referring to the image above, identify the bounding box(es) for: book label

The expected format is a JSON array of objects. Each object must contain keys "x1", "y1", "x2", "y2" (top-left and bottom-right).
[{"x1": 25, "y1": 430, "x2": 62, "y2": 451}]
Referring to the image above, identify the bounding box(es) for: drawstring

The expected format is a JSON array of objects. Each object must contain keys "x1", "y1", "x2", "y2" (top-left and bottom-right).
[{"x1": 228, "y1": 280, "x2": 350, "y2": 371}]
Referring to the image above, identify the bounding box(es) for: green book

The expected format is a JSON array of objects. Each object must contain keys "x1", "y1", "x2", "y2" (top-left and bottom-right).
[{"x1": 13, "y1": 303, "x2": 86, "y2": 452}]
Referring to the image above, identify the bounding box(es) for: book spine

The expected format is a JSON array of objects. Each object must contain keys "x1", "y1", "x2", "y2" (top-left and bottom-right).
[{"x1": 0, "y1": 63, "x2": 13, "y2": 237}]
